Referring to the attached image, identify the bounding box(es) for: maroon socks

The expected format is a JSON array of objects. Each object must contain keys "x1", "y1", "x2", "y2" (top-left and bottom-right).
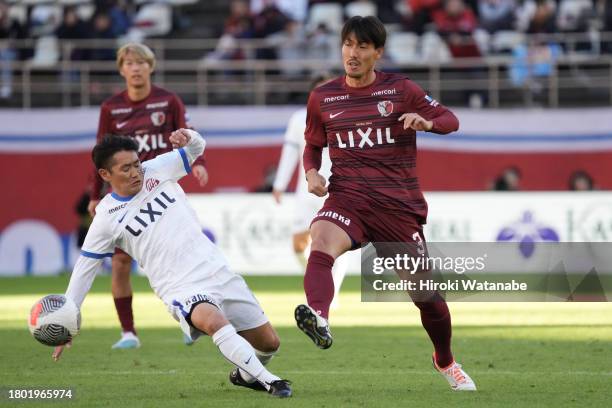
[
  {"x1": 414, "y1": 298, "x2": 453, "y2": 368},
  {"x1": 304, "y1": 250, "x2": 335, "y2": 319},
  {"x1": 114, "y1": 295, "x2": 136, "y2": 335}
]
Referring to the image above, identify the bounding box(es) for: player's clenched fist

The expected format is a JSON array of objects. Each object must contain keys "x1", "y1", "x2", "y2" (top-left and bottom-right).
[
  {"x1": 398, "y1": 113, "x2": 433, "y2": 132},
  {"x1": 306, "y1": 169, "x2": 328, "y2": 197},
  {"x1": 170, "y1": 128, "x2": 194, "y2": 148}
]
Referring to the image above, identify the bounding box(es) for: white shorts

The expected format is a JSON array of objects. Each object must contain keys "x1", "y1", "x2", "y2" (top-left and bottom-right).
[
  {"x1": 293, "y1": 191, "x2": 325, "y2": 233},
  {"x1": 167, "y1": 266, "x2": 269, "y2": 342}
]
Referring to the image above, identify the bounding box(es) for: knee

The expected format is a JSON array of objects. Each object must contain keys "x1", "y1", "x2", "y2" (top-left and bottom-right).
[
  {"x1": 309, "y1": 231, "x2": 333, "y2": 254},
  {"x1": 258, "y1": 331, "x2": 280, "y2": 353},
  {"x1": 191, "y1": 307, "x2": 228, "y2": 336}
]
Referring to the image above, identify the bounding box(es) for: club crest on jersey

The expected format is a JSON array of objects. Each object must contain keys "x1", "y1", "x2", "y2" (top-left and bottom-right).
[
  {"x1": 146, "y1": 178, "x2": 160, "y2": 192},
  {"x1": 150, "y1": 111, "x2": 166, "y2": 126},
  {"x1": 377, "y1": 100, "x2": 394, "y2": 117}
]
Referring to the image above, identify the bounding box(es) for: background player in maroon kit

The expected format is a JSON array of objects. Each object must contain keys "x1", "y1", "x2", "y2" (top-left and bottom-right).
[
  {"x1": 88, "y1": 43, "x2": 209, "y2": 349},
  {"x1": 294, "y1": 16, "x2": 476, "y2": 391}
]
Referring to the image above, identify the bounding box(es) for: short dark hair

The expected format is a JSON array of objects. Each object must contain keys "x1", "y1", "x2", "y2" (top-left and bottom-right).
[
  {"x1": 92, "y1": 135, "x2": 138, "y2": 170},
  {"x1": 341, "y1": 16, "x2": 386, "y2": 49}
]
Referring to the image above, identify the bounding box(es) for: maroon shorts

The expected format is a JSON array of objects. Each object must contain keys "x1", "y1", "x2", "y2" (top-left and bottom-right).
[{"x1": 310, "y1": 198, "x2": 427, "y2": 259}]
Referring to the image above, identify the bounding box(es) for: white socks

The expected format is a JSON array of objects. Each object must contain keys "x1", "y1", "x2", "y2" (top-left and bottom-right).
[
  {"x1": 238, "y1": 349, "x2": 276, "y2": 384},
  {"x1": 212, "y1": 324, "x2": 280, "y2": 388}
]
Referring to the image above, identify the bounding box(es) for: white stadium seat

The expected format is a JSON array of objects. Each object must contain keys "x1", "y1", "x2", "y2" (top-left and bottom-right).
[
  {"x1": 127, "y1": 3, "x2": 172, "y2": 40},
  {"x1": 421, "y1": 32, "x2": 452, "y2": 63},
  {"x1": 308, "y1": 3, "x2": 344, "y2": 33},
  {"x1": 29, "y1": 36, "x2": 60, "y2": 68},
  {"x1": 345, "y1": 1, "x2": 377, "y2": 18},
  {"x1": 387, "y1": 32, "x2": 419, "y2": 64}
]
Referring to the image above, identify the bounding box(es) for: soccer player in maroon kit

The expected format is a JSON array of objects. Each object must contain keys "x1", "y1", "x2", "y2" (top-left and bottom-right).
[
  {"x1": 294, "y1": 16, "x2": 476, "y2": 391},
  {"x1": 88, "y1": 43, "x2": 208, "y2": 349}
]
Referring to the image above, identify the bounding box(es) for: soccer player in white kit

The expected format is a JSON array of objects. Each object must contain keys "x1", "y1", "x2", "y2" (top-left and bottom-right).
[
  {"x1": 272, "y1": 77, "x2": 348, "y2": 306},
  {"x1": 52, "y1": 130, "x2": 292, "y2": 398}
]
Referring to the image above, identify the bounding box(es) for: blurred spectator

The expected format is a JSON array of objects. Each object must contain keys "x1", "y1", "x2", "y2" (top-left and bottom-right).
[
  {"x1": 253, "y1": 1, "x2": 290, "y2": 60},
  {"x1": 225, "y1": 0, "x2": 254, "y2": 39},
  {"x1": 0, "y1": 0, "x2": 23, "y2": 99},
  {"x1": 251, "y1": 0, "x2": 307, "y2": 23},
  {"x1": 569, "y1": 170, "x2": 595, "y2": 191},
  {"x1": 56, "y1": 6, "x2": 89, "y2": 40},
  {"x1": 253, "y1": 164, "x2": 277, "y2": 193},
  {"x1": 56, "y1": 6, "x2": 89, "y2": 62},
  {"x1": 266, "y1": 20, "x2": 307, "y2": 76},
  {"x1": 405, "y1": 0, "x2": 442, "y2": 34},
  {"x1": 527, "y1": 1, "x2": 556, "y2": 33},
  {"x1": 307, "y1": 22, "x2": 338, "y2": 61},
  {"x1": 516, "y1": 0, "x2": 557, "y2": 33},
  {"x1": 603, "y1": 0, "x2": 612, "y2": 53},
  {"x1": 74, "y1": 190, "x2": 93, "y2": 248},
  {"x1": 478, "y1": 0, "x2": 516, "y2": 33},
  {"x1": 510, "y1": 34, "x2": 561, "y2": 91},
  {"x1": 432, "y1": 0, "x2": 481, "y2": 58},
  {"x1": 107, "y1": 0, "x2": 133, "y2": 37},
  {"x1": 491, "y1": 166, "x2": 521, "y2": 191},
  {"x1": 88, "y1": 11, "x2": 116, "y2": 61},
  {"x1": 205, "y1": 0, "x2": 254, "y2": 63},
  {"x1": 254, "y1": 1, "x2": 289, "y2": 38}
]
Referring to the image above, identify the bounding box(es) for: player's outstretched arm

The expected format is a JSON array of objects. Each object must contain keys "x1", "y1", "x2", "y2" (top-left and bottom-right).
[{"x1": 54, "y1": 255, "x2": 104, "y2": 361}]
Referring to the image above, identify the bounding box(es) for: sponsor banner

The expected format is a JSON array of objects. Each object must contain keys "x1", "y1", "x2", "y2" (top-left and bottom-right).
[
  {"x1": 0, "y1": 193, "x2": 611, "y2": 276},
  {"x1": 1, "y1": 192, "x2": 612, "y2": 276}
]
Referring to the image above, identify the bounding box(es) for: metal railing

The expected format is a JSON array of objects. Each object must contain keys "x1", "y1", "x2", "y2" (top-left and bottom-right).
[{"x1": 1, "y1": 34, "x2": 612, "y2": 108}]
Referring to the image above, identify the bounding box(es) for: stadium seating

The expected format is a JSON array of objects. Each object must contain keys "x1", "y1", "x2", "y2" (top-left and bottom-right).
[
  {"x1": 345, "y1": 1, "x2": 377, "y2": 19},
  {"x1": 307, "y1": 3, "x2": 343, "y2": 33}
]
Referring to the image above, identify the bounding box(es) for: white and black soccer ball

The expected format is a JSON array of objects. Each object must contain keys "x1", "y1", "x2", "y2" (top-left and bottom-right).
[{"x1": 28, "y1": 295, "x2": 81, "y2": 347}]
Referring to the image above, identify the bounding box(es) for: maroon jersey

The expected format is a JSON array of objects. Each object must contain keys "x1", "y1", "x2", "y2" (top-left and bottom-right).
[
  {"x1": 304, "y1": 71, "x2": 459, "y2": 223},
  {"x1": 91, "y1": 85, "x2": 205, "y2": 199}
]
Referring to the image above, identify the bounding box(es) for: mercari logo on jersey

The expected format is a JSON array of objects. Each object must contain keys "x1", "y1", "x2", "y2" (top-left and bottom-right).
[
  {"x1": 125, "y1": 191, "x2": 176, "y2": 237},
  {"x1": 335, "y1": 127, "x2": 395, "y2": 149}
]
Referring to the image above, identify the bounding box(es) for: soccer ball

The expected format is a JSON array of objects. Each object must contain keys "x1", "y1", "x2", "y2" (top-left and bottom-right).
[{"x1": 28, "y1": 295, "x2": 81, "y2": 347}]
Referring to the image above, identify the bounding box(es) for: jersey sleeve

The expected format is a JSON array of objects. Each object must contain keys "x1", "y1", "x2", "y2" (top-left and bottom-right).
[
  {"x1": 404, "y1": 80, "x2": 459, "y2": 135},
  {"x1": 304, "y1": 90, "x2": 327, "y2": 148},
  {"x1": 272, "y1": 111, "x2": 303, "y2": 191},
  {"x1": 91, "y1": 104, "x2": 112, "y2": 200},
  {"x1": 143, "y1": 131, "x2": 206, "y2": 182},
  {"x1": 67, "y1": 215, "x2": 115, "y2": 307}
]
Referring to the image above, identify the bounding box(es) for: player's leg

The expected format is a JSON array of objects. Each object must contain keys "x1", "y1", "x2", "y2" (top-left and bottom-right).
[
  {"x1": 229, "y1": 323, "x2": 281, "y2": 391},
  {"x1": 212, "y1": 268, "x2": 290, "y2": 394},
  {"x1": 111, "y1": 250, "x2": 139, "y2": 349},
  {"x1": 292, "y1": 230, "x2": 311, "y2": 268},
  {"x1": 295, "y1": 203, "x2": 366, "y2": 349},
  {"x1": 370, "y1": 215, "x2": 476, "y2": 390},
  {"x1": 189, "y1": 303, "x2": 291, "y2": 397}
]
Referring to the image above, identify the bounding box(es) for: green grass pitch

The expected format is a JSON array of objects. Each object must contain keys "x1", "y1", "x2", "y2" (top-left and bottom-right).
[{"x1": 1, "y1": 275, "x2": 611, "y2": 407}]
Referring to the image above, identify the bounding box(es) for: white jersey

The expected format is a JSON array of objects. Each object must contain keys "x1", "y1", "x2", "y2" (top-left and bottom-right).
[
  {"x1": 66, "y1": 134, "x2": 227, "y2": 306},
  {"x1": 273, "y1": 108, "x2": 332, "y2": 195}
]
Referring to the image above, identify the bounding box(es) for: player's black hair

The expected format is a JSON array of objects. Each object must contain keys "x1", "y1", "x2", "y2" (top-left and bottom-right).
[
  {"x1": 92, "y1": 134, "x2": 138, "y2": 171},
  {"x1": 341, "y1": 16, "x2": 386, "y2": 49}
]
